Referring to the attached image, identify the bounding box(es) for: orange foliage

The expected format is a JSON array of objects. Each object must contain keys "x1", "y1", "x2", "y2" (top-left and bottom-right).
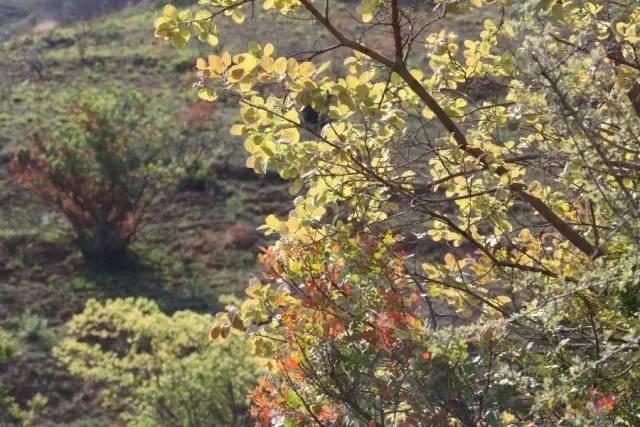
[{"x1": 181, "y1": 100, "x2": 217, "y2": 129}]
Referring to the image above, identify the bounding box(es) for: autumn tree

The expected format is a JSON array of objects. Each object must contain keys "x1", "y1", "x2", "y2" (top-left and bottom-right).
[
  {"x1": 12, "y1": 88, "x2": 178, "y2": 268},
  {"x1": 156, "y1": 0, "x2": 640, "y2": 424}
]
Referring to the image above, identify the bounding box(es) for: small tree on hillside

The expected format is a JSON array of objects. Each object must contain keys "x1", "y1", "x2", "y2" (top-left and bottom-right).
[{"x1": 12, "y1": 88, "x2": 177, "y2": 268}]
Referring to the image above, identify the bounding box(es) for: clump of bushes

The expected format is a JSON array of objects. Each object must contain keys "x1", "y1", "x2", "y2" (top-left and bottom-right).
[
  {"x1": 54, "y1": 298, "x2": 263, "y2": 426},
  {"x1": 0, "y1": 327, "x2": 20, "y2": 362},
  {"x1": 0, "y1": 390, "x2": 48, "y2": 427},
  {"x1": 11, "y1": 88, "x2": 178, "y2": 269},
  {"x1": 175, "y1": 144, "x2": 215, "y2": 192},
  {"x1": 15, "y1": 311, "x2": 56, "y2": 350}
]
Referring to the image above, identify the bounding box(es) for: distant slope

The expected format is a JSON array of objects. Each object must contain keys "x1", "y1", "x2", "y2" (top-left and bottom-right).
[
  {"x1": 0, "y1": 0, "x2": 156, "y2": 40},
  {"x1": 0, "y1": 3, "x2": 29, "y2": 40},
  {"x1": 0, "y1": 2, "x2": 292, "y2": 423}
]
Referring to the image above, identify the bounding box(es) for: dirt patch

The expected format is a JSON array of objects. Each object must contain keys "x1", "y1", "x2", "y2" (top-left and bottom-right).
[{"x1": 32, "y1": 20, "x2": 60, "y2": 35}]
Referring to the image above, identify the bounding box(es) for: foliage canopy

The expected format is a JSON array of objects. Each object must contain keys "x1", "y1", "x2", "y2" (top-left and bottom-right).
[{"x1": 155, "y1": 0, "x2": 640, "y2": 424}]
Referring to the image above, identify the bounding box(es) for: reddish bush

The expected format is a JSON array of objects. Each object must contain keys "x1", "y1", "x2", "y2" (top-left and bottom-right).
[
  {"x1": 222, "y1": 222, "x2": 259, "y2": 250},
  {"x1": 181, "y1": 100, "x2": 217, "y2": 130},
  {"x1": 11, "y1": 89, "x2": 177, "y2": 268},
  {"x1": 12, "y1": 139, "x2": 139, "y2": 266}
]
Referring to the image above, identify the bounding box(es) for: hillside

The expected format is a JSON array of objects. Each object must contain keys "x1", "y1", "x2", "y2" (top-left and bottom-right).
[
  {"x1": 0, "y1": 0, "x2": 165, "y2": 40},
  {"x1": 0, "y1": 2, "x2": 295, "y2": 424}
]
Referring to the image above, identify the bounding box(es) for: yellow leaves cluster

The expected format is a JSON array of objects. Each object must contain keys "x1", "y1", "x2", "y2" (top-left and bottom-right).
[
  {"x1": 196, "y1": 52, "x2": 231, "y2": 75},
  {"x1": 262, "y1": 0, "x2": 300, "y2": 13},
  {"x1": 154, "y1": 5, "x2": 191, "y2": 48},
  {"x1": 261, "y1": 214, "x2": 301, "y2": 237},
  {"x1": 157, "y1": 0, "x2": 610, "y2": 302},
  {"x1": 358, "y1": 0, "x2": 381, "y2": 23},
  {"x1": 194, "y1": 42, "x2": 322, "y2": 103},
  {"x1": 615, "y1": 21, "x2": 640, "y2": 44}
]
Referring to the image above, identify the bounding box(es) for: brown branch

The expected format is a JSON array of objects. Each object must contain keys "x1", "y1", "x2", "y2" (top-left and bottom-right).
[
  {"x1": 391, "y1": 0, "x2": 404, "y2": 64},
  {"x1": 628, "y1": 82, "x2": 640, "y2": 119},
  {"x1": 297, "y1": 0, "x2": 396, "y2": 68},
  {"x1": 395, "y1": 50, "x2": 598, "y2": 257},
  {"x1": 294, "y1": 0, "x2": 598, "y2": 257},
  {"x1": 293, "y1": 43, "x2": 344, "y2": 61}
]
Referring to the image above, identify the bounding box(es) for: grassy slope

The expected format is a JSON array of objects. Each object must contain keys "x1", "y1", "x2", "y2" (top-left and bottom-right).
[
  {"x1": 0, "y1": 2, "x2": 494, "y2": 424},
  {"x1": 0, "y1": 4, "x2": 297, "y2": 425}
]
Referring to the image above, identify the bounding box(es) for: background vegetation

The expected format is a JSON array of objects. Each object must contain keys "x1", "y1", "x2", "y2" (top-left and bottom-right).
[
  {"x1": 1, "y1": 0, "x2": 639, "y2": 425},
  {"x1": 0, "y1": 0, "x2": 293, "y2": 423}
]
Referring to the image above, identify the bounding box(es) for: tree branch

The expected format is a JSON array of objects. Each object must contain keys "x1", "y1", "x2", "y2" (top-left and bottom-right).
[
  {"x1": 391, "y1": 0, "x2": 404, "y2": 64},
  {"x1": 298, "y1": 0, "x2": 597, "y2": 257}
]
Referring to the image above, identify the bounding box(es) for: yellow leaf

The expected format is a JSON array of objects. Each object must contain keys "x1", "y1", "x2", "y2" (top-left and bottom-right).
[
  {"x1": 279, "y1": 128, "x2": 300, "y2": 143},
  {"x1": 235, "y1": 54, "x2": 258, "y2": 72},
  {"x1": 265, "y1": 214, "x2": 280, "y2": 229},
  {"x1": 310, "y1": 206, "x2": 326, "y2": 219},
  {"x1": 494, "y1": 295, "x2": 512, "y2": 306},
  {"x1": 273, "y1": 57, "x2": 288, "y2": 74},
  {"x1": 194, "y1": 9, "x2": 212, "y2": 21},
  {"x1": 196, "y1": 57, "x2": 207, "y2": 71},
  {"x1": 285, "y1": 217, "x2": 300, "y2": 233},
  {"x1": 422, "y1": 263, "x2": 439, "y2": 277},
  {"x1": 501, "y1": 411, "x2": 516, "y2": 424},
  {"x1": 410, "y1": 69, "x2": 424, "y2": 80},
  {"x1": 230, "y1": 124, "x2": 245, "y2": 136},
  {"x1": 263, "y1": 43, "x2": 274, "y2": 57},
  {"x1": 254, "y1": 157, "x2": 267, "y2": 174},
  {"x1": 261, "y1": 56, "x2": 274, "y2": 72},
  {"x1": 299, "y1": 62, "x2": 315, "y2": 77},
  {"x1": 284, "y1": 109, "x2": 300, "y2": 124},
  {"x1": 221, "y1": 52, "x2": 232, "y2": 67},
  {"x1": 177, "y1": 9, "x2": 191, "y2": 21},
  {"x1": 519, "y1": 229, "x2": 533, "y2": 243},
  {"x1": 422, "y1": 107, "x2": 435, "y2": 120},
  {"x1": 154, "y1": 17, "x2": 173, "y2": 35},
  {"x1": 287, "y1": 58, "x2": 299, "y2": 75},
  {"x1": 228, "y1": 65, "x2": 246, "y2": 81},
  {"x1": 444, "y1": 253, "x2": 456, "y2": 269},
  {"x1": 198, "y1": 88, "x2": 217, "y2": 101},
  {"x1": 232, "y1": 9, "x2": 245, "y2": 24},
  {"x1": 208, "y1": 55, "x2": 226, "y2": 73},
  {"x1": 246, "y1": 156, "x2": 256, "y2": 168},
  {"x1": 163, "y1": 4, "x2": 177, "y2": 17},
  {"x1": 206, "y1": 34, "x2": 219, "y2": 46}
]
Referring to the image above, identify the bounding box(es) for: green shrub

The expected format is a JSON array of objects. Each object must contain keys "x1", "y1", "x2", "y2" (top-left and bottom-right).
[
  {"x1": 15, "y1": 311, "x2": 55, "y2": 350},
  {"x1": 0, "y1": 391, "x2": 48, "y2": 427},
  {"x1": 175, "y1": 144, "x2": 214, "y2": 192},
  {"x1": 0, "y1": 328, "x2": 20, "y2": 362},
  {"x1": 54, "y1": 298, "x2": 263, "y2": 426}
]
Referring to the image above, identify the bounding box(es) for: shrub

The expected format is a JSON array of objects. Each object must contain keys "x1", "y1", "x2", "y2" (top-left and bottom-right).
[
  {"x1": 11, "y1": 88, "x2": 178, "y2": 268},
  {"x1": 54, "y1": 298, "x2": 263, "y2": 426},
  {"x1": 0, "y1": 391, "x2": 48, "y2": 427},
  {"x1": 222, "y1": 222, "x2": 258, "y2": 250},
  {"x1": 0, "y1": 327, "x2": 20, "y2": 362},
  {"x1": 175, "y1": 144, "x2": 214, "y2": 192},
  {"x1": 15, "y1": 311, "x2": 55, "y2": 350}
]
